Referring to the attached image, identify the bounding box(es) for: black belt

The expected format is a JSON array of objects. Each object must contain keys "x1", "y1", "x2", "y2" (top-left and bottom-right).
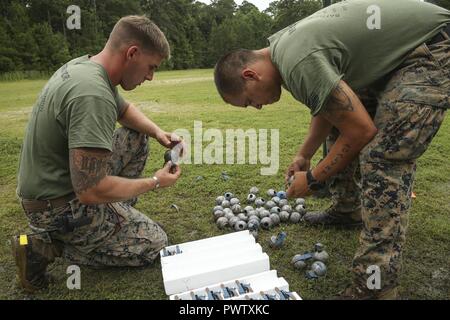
[{"x1": 427, "y1": 24, "x2": 450, "y2": 46}]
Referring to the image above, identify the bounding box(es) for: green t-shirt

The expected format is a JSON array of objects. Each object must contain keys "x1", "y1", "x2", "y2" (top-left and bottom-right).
[
  {"x1": 17, "y1": 55, "x2": 128, "y2": 200},
  {"x1": 269, "y1": 0, "x2": 450, "y2": 115}
]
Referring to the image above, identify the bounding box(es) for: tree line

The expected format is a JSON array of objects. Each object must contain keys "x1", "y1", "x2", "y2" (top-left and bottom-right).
[{"x1": 0, "y1": 0, "x2": 448, "y2": 75}]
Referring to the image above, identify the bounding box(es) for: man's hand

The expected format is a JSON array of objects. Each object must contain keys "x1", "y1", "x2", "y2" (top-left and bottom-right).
[
  {"x1": 154, "y1": 161, "x2": 182, "y2": 188},
  {"x1": 119, "y1": 104, "x2": 184, "y2": 153},
  {"x1": 156, "y1": 130, "x2": 183, "y2": 149},
  {"x1": 286, "y1": 171, "x2": 312, "y2": 198},
  {"x1": 285, "y1": 155, "x2": 311, "y2": 184},
  {"x1": 285, "y1": 116, "x2": 332, "y2": 185}
]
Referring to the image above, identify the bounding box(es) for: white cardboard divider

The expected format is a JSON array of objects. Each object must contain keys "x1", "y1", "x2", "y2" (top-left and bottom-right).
[
  {"x1": 238, "y1": 289, "x2": 302, "y2": 301},
  {"x1": 163, "y1": 252, "x2": 270, "y2": 295},
  {"x1": 162, "y1": 243, "x2": 263, "y2": 273},
  {"x1": 161, "y1": 231, "x2": 301, "y2": 299},
  {"x1": 161, "y1": 230, "x2": 251, "y2": 260},
  {"x1": 161, "y1": 236, "x2": 256, "y2": 266},
  {"x1": 170, "y1": 270, "x2": 289, "y2": 300}
]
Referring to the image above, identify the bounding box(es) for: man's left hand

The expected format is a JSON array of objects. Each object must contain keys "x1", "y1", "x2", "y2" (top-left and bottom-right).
[{"x1": 286, "y1": 171, "x2": 312, "y2": 198}]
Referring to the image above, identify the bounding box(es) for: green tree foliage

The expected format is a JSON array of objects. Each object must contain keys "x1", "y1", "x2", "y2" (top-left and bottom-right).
[
  {"x1": 206, "y1": 1, "x2": 272, "y2": 66},
  {"x1": 142, "y1": 0, "x2": 198, "y2": 70},
  {"x1": 2, "y1": 0, "x2": 445, "y2": 75},
  {"x1": 433, "y1": 0, "x2": 450, "y2": 10},
  {"x1": 32, "y1": 23, "x2": 71, "y2": 71},
  {"x1": 266, "y1": 0, "x2": 322, "y2": 32}
]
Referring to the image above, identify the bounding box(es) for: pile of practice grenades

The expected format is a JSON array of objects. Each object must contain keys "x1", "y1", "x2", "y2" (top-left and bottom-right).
[
  {"x1": 291, "y1": 243, "x2": 329, "y2": 279},
  {"x1": 212, "y1": 187, "x2": 307, "y2": 239}
]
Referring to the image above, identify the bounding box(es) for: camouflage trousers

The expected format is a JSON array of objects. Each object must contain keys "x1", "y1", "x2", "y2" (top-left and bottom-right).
[
  {"x1": 23, "y1": 127, "x2": 168, "y2": 267},
  {"x1": 326, "y1": 39, "x2": 449, "y2": 291}
]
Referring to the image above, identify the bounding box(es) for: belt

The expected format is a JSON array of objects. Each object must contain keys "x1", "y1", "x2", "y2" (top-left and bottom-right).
[
  {"x1": 21, "y1": 193, "x2": 77, "y2": 212},
  {"x1": 426, "y1": 24, "x2": 450, "y2": 46}
]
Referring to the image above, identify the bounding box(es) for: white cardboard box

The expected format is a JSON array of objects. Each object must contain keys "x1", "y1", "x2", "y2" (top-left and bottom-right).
[{"x1": 160, "y1": 231, "x2": 301, "y2": 300}]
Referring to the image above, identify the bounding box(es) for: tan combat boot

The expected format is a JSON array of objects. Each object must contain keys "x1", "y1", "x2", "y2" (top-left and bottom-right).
[
  {"x1": 11, "y1": 235, "x2": 62, "y2": 293},
  {"x1": 303, "y1": 206, "x2": 362, "y2": 228}
]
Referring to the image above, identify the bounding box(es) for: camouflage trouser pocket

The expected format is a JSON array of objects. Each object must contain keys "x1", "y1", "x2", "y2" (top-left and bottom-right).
[
  {"x1": 362, "y1": 42, "x2": 449, "y2": 163},
  {"x1": 63, "y1": 203, "x2": 168, "y2": 267},
  {"x1": 363, "y1": 102, "x2": 446, "y2": 163},
  {"x1": 60, "y1": 199, "x2": 117, "y2": 253},
  {"x1": 24, "y1": 204, "x2": 72, "y2": 243},
  {"x1": 379, "y1": 43, "x2": 450, "y2": 110}
]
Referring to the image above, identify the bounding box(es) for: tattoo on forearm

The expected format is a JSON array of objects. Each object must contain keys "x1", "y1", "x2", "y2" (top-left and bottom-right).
[
  {"x1": 70, "y1": 149, "x2": 111, "y2": 194},
  {"x1": 321, "y1": 144, "x2": 352, "y2": 176}
]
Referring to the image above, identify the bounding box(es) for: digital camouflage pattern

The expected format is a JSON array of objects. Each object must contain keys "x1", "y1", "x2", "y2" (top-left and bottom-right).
[
  {"x1": 326, "y1": 128, "x2": 362, "y2": 214},
  {"x1": 325, "y1": 39, "x2": 448, "y2": 295},
  {"x1": 23, "y1": 127, "x2": 168, "y2": 267}
]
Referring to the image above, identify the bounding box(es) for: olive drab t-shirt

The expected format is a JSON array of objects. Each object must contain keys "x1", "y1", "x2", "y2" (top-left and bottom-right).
[
  {"x1": 268, "y1": 0, "x2": 450, "y2": 115},
  {"x1": 17, "y1": 55, "x2": 129, "y2": 200}
]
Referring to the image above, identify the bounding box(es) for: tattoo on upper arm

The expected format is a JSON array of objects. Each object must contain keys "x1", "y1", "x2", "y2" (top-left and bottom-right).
[
  {"x1": 321, "y1": 82, "x2": 356, "y2": 123},
  {"x1": 69, "y1": 148, "x2": 111, "y2": 194}
]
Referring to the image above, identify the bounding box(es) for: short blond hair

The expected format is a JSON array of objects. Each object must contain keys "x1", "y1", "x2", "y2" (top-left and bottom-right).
[{"x1": 108, "y1": 15, "x2": 170, "y2": 59}]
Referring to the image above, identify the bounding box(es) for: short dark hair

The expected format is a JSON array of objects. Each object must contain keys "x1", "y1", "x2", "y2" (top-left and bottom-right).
[
  {"x1": 108, "y1": 15, "x2": 170, "y2": 59},
  {"x1": 214, "y1": 49, "x2": 261, "y2": 99}
]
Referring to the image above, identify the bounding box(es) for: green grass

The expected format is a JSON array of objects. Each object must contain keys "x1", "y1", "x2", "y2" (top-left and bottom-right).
[
  {"x1": 0, "y1": 71, "x2": 52, "y2": 82},
  {"x1": 0, "y1": 69, "x2": 449, "y2": 300}
]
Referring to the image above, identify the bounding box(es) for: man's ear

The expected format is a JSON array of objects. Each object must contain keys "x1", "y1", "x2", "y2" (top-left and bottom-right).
[
  {"x1": 126, "y1": 46, "x2": 139, "y2": 61},
  {"x1": 241, "y1": 68, "x2": 260, "y2": 81}
]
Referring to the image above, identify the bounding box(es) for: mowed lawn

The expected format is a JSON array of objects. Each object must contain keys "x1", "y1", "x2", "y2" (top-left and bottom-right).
[{"x1": 0, "y1": 69, "x2": 449, "y2": 300}]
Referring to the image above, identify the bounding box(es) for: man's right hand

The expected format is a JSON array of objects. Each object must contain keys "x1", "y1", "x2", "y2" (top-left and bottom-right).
[
  {"x1": 285, "y1": 155, "x2": 311, "y2": 184},
  {"x1": 154, "y1": 161, "x2": 181, "y2": 188}
]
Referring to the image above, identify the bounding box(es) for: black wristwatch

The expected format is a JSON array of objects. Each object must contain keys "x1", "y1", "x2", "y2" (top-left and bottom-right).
[{"x1": 306, "y1": 169, "x2": 325, "y2": 191}]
